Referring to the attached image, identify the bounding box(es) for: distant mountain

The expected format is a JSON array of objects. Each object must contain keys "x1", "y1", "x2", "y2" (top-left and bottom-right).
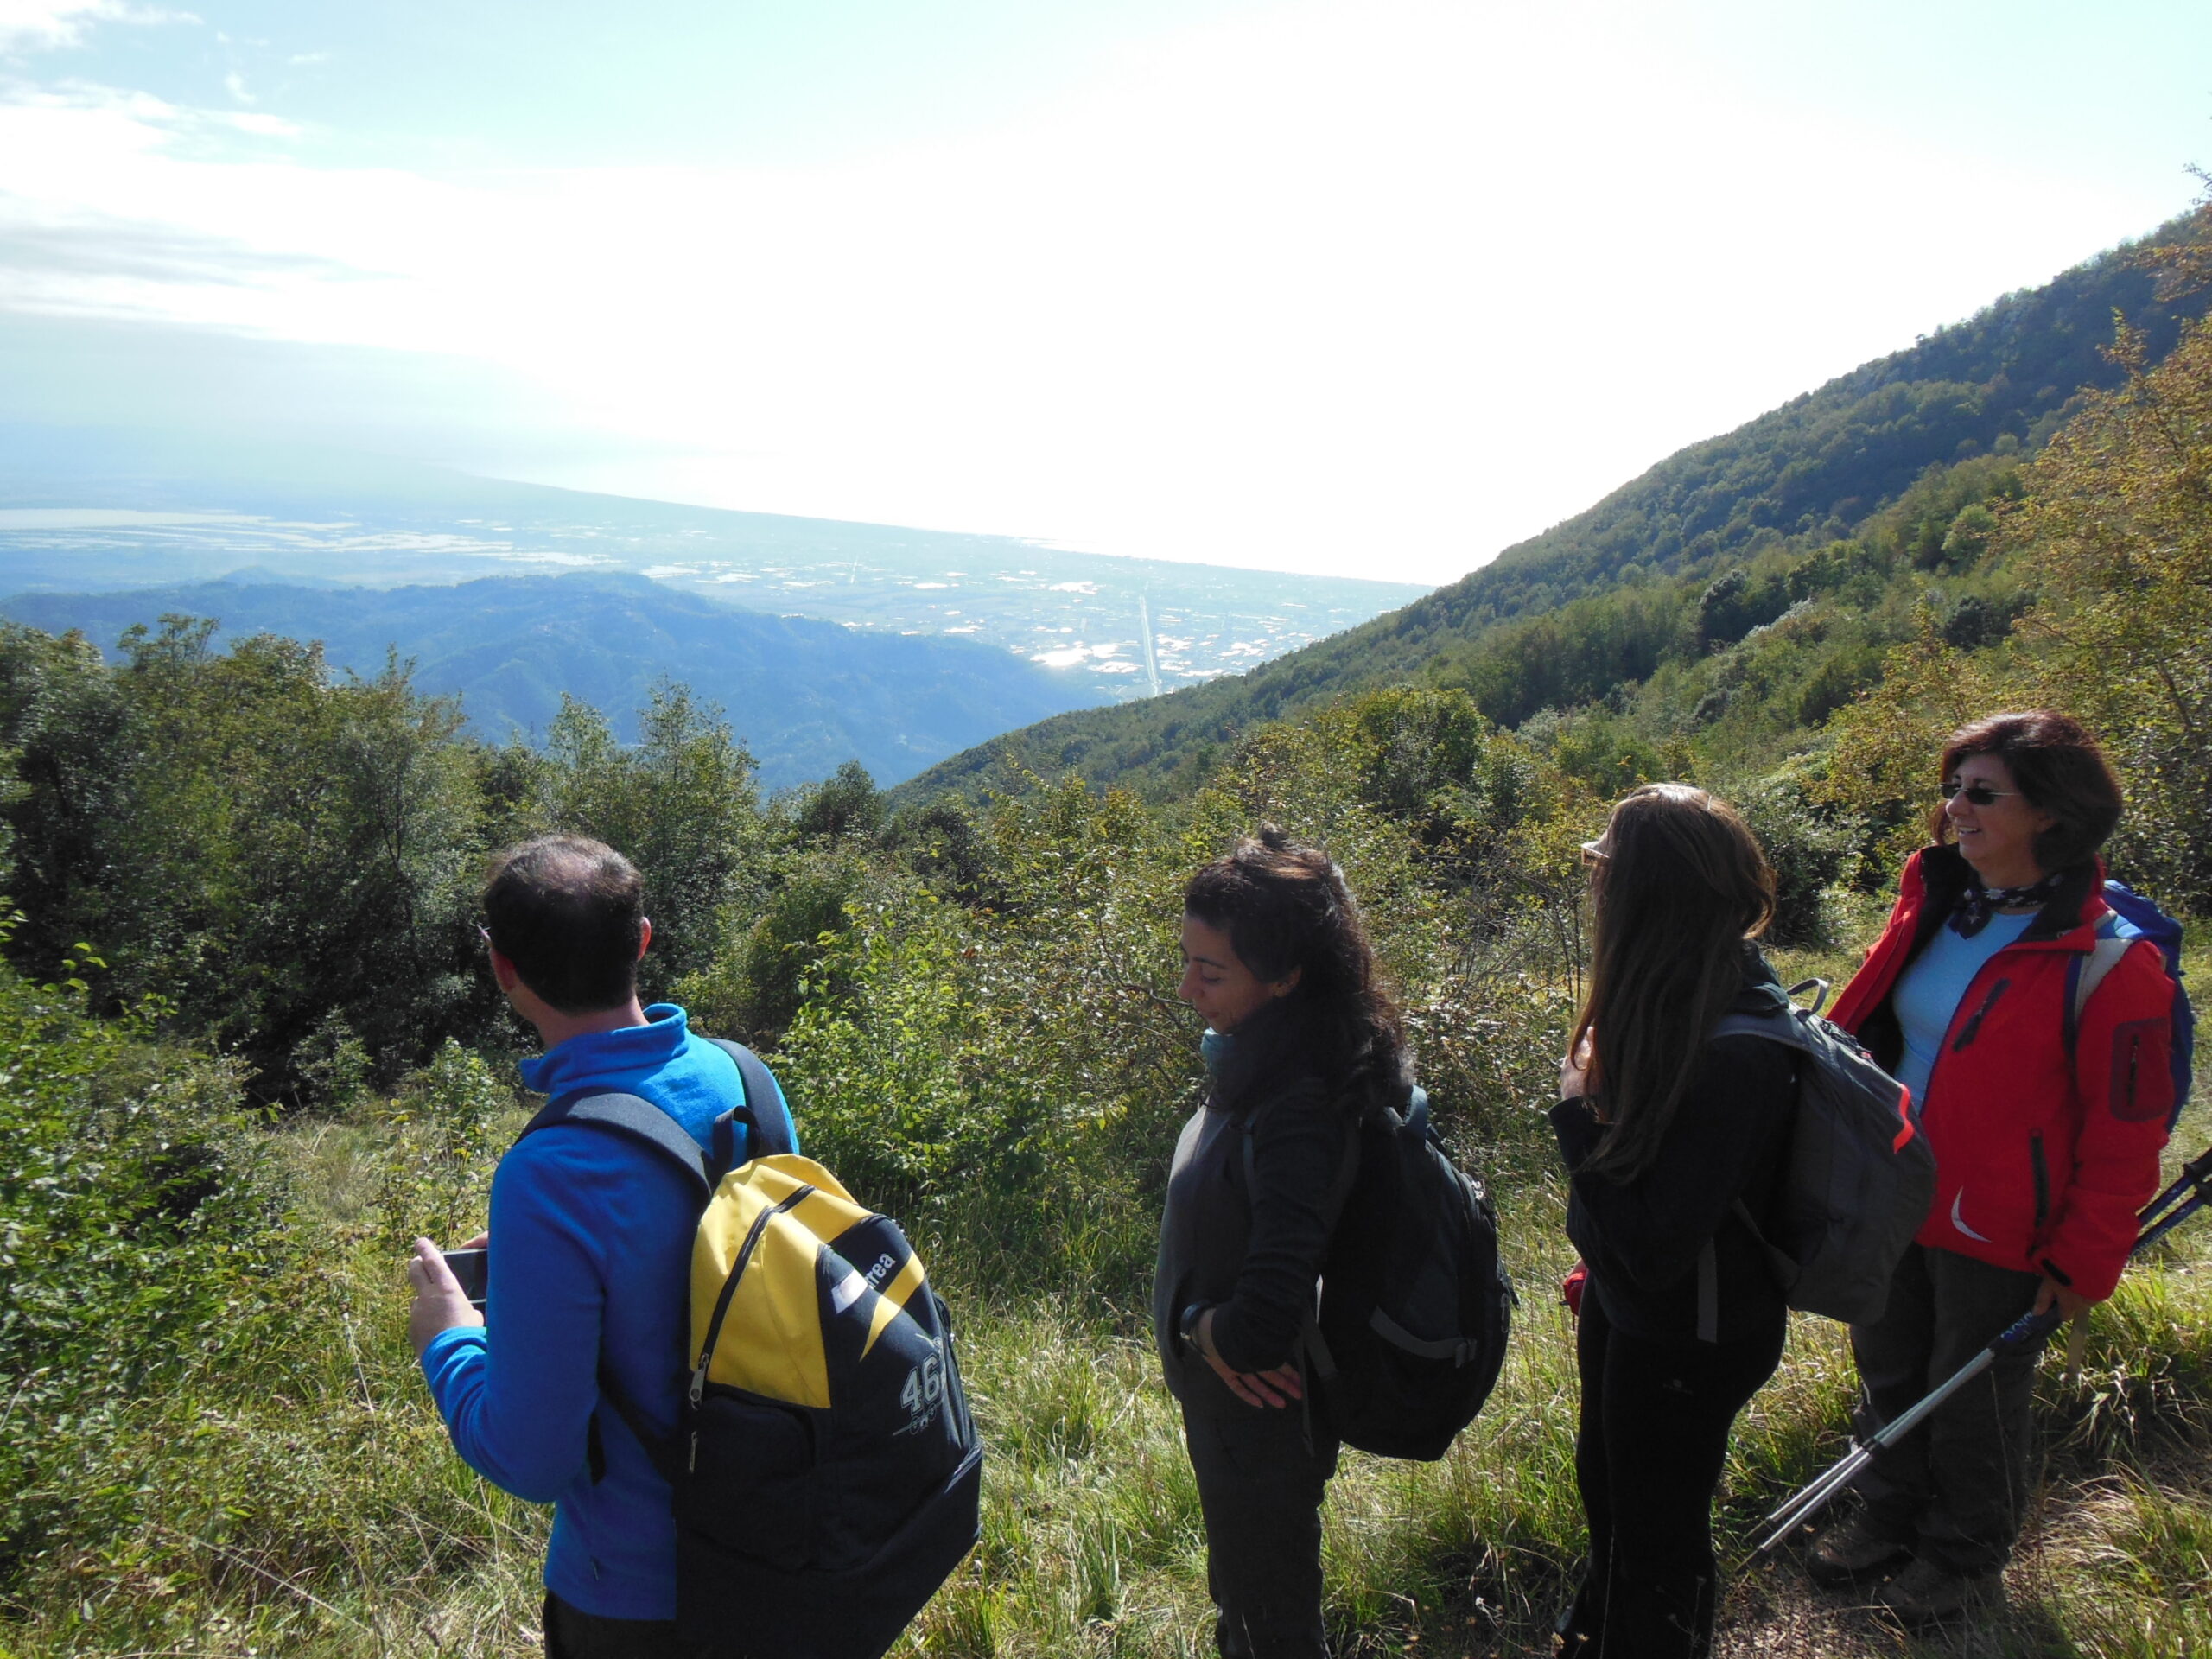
[
  {"x1": 0, "y1": 573, "x2": 1110, "y2": 791},
  {"x1": 0, "y1": 430, "x2": 1428, "y2": 700},
  {"x1": 892, "y1": 213, "x2": 2212, "y2": 804}
]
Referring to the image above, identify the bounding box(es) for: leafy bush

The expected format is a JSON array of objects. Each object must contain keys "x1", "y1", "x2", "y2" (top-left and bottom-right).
[
  {"x1": 371, "y1": 1039, "x2": 522, "y2": 1246},
  {"x1": 1731, "y1": 769, "x2": 1865, "y2": 947},
  {"x1": 0, "y1": 944, "x2": 288, "y2": 1592}
]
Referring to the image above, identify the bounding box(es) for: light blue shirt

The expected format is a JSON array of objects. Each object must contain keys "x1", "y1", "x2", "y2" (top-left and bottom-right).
[{"x1": 1893, "y1": 911, "x2": 2036, "y2": 1109}]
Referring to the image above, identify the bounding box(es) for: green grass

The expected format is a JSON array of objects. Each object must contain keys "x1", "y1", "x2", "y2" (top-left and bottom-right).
[{"x1": 5, "y1": 1046, "x2": 2209, "y2": 1656}]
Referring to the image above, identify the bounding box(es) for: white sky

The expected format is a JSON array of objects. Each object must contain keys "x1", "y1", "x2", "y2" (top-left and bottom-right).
[{"x1": 1, "y1": 0, "x2": 2206, "y2": 584}]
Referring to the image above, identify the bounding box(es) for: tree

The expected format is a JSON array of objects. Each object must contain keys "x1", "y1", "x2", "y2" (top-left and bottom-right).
[
  {"x1": 0, "y1": 620, "x2": 493, "y2": 1093},
  {"x1": 538, "y1": 683, "x2": 765, "y2": 996},
  {"x1": 793, "y1": 760, "x2": 887, "y2": 844},
  {"x1": 1817, "y1": 201, "x2": 2212, "y2": 908},
  {"x1": 2007, "y1": 229, "x2": 2212, "y2": 907}
]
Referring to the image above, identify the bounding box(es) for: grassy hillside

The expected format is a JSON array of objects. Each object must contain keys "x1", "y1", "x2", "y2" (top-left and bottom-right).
[
  {"x1": 4, "y1": 753, "x2": 2207, "y2": 1658},
  {"x1": 893, "y1": 213, "x2": 2212, "y2": 806}
]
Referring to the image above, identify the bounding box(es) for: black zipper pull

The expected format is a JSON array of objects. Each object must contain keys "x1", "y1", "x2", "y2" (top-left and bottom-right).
[{"x1": 1951, "y1": 977, "x2": 2011, "y2": 1052}]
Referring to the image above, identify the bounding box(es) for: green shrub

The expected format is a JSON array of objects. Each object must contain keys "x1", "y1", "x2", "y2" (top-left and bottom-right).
[
  {"x1": 0, "y1": 943, "x2": 288, "y2": 1596},
  {"x1": 1731, "y1": 768, "x2": 1865, "y2": 947},
  {"x1": 371, "y1": 1038, "x2": 523, "y2": 1246}
]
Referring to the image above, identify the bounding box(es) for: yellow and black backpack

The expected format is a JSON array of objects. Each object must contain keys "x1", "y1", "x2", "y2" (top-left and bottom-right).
[{"x1": 524, "y1": 1039, "x2": 982, "y2": 1659}]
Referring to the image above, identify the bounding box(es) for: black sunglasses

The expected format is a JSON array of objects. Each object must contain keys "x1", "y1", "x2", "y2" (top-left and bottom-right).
[{"x1": 1940, "y1": 779, "x2": 2020, "y2": 806}]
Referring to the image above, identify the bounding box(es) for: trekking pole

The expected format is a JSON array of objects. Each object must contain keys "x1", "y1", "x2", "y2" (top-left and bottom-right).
[
  {"x1": 1754, "y1": 1144, "x2": 2212, "y2": 1559},
  {"x1": 2137, "y1": 1144, "x2": 2212, "y2": 1243}
]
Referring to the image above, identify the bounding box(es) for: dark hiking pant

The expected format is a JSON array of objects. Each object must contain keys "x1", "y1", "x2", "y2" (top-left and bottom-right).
[
  {"x1": 1561, "y1": 1292, "x2": 1786, "y2": 1659},
  {"x1": 543, "y1": 1592, "x2": 707, "y2": 1659},
  {"x1": 1847, "y1": 1243, "x2": 2050, "y2": 1575},
  {"x1": 1182, "y1": 1403, "x2": 1340, "y2": 1659}
]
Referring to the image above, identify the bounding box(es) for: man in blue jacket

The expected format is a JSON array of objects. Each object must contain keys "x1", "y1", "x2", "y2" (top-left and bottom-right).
[{"x1": 405, "y1": 834, "x2": 796, "y2": 1657}]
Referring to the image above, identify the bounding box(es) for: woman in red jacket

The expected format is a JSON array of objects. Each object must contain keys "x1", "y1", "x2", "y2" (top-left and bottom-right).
[{"x1": 1810, "y1": 710, "x2": 2175, "y2": 1624}]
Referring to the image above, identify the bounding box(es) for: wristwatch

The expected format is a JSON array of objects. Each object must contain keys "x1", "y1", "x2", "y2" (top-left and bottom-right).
[{"x1": 1179, "y1": 1302, "x2": 1209, "y2": 1356}]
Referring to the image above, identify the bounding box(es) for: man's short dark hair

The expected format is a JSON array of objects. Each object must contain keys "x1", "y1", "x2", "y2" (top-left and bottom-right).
[{"x1": 482, "y1": 835, "x2": 646, "y2": 1014}]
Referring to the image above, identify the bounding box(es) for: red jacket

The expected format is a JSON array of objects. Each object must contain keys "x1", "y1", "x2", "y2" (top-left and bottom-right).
[{"x1": 1831, "y1": 846, "x2": 2174, "y2": 1300}]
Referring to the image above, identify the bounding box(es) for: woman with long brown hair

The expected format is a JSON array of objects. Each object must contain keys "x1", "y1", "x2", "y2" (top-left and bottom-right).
[
  {"x1": 1154, "y1": 826, "x2": 1408, "y2": 1658},
  {"x1": 1551, "y1": 784, "x2": 1797, "y2": 1658}
]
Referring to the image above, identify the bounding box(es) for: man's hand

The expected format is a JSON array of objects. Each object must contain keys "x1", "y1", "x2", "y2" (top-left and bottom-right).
[
  {"x1": 1195, "y1": 1307, "x2": 1303, "y2": 1410},
  {"x1": 2032, "y1": 1275, "x2": 2094, "y2": 1324},
  {"x1": 407, "y1": 1237, "x2": 486, "y2": 1357}
]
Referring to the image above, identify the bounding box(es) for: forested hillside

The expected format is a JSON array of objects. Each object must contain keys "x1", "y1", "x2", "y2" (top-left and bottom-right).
[
  {"x1": 897, "y1": 210, "x2": 2212, "y2": 804},
  {"x1": 0, "y1": 572, "x2": 1105, "y2": 790},
  {"x1": 1, "y1": 203, "x2": 2208, "y2": 1658}
]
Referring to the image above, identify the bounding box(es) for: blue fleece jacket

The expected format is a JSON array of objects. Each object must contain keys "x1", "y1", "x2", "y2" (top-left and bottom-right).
[{"x1": 418, "y1": 1005, "x2": 796, "y2": 1620}]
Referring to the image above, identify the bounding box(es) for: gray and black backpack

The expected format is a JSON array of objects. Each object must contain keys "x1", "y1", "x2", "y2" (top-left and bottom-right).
[{"x1": 1708, "y1": 981, "x2": 1936, "y2": 1331}]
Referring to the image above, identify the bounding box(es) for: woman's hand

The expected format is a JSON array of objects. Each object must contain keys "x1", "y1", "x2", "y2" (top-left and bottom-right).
[
  {"x1": 406, "y1": 1237, "x2": 486, "y2": 1357},
  {"x1": 1195, "y1": 1308, "x2": 1304, "y2": 1410},
  {"x1": 1559, "y1": 1031, "x2": 1592, "y2": 1102},
  {"x1": 2032, "y1": 1275, "x2": 2094, "y2": 1324}
]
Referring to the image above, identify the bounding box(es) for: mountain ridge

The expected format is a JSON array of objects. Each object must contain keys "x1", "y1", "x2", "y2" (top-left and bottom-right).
[
  {"x1": 889, "y1": 215, "x2": 2212, "y2": 805},
  {"x1": 0, "y1": 570, "x2": 1107, "y2": 791}
]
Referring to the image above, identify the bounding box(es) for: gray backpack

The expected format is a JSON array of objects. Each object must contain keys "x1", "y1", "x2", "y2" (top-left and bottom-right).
[{"x1": 1701, "y1": 980, "x2": 1936, "y2": 1334}]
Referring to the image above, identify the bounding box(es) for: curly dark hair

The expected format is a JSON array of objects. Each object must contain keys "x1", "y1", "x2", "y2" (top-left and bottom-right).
[{"x1": 1183, "y1": 825, "x2": 1406, "y2": 1103}]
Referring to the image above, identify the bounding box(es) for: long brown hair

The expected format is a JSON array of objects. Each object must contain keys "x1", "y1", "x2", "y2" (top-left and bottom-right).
[
  {"x1": 1572, "y1": 785, "x2": 1776, "y2": 1181},
  {"x1": 1183, "y1": 825, "x2": 1406, "y2": 1104}
]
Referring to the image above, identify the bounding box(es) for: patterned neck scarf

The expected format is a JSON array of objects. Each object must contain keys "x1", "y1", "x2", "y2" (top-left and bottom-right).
[{"x1": 1950, "y1": 868, "x2": 2066, "y2": 937}]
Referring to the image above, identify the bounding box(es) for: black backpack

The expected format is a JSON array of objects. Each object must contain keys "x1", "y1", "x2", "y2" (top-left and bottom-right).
[
  {"x1": 1250, "y1": 1085, "x2": 1515, "y2": 1461},
  {"x1": 1708, "y1": 982, "x2": 1935, "y2": 1332},
  {"x1": 524, "y1": 1039, "x2": 982, "y2": 1659}
]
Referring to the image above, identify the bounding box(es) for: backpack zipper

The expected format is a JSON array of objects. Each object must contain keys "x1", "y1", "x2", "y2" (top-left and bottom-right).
[
  {"x1": 690, "y1": 1185, "x2": 817, "y2": 1406},
  {"x1": 1950, "y1": 977, "x2": 2011, "y2": 1052}
]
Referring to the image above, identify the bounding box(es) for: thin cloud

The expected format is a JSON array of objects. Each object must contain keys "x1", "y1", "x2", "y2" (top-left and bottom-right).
[
  {"x1": 0, "y1": 217, "x2": 364, "y2": 287},
  {"x1": 0, "y1": 1, "x2": 2194, "y2": 582},
  {"x1": 0, "y1": 2, "x2": 198, "y2": 54}
]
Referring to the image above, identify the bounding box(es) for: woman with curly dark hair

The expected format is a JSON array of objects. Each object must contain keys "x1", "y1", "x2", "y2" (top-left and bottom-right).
[
  {"x1": 1809, "y1": 711, "x2": 2175, "y2": 1624},
  {"x1": 1153, "y1": 826, "x2": 1408, "y2": 1659}
]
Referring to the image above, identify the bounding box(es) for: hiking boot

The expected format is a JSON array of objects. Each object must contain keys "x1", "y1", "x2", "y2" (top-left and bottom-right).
[
  {"x1": 1805, "y1": 1514, "x2": 1913, "y2": 1586},
  {"x1": 1872, "y1": 1556, "x2": 2004, "y2": 1627}
]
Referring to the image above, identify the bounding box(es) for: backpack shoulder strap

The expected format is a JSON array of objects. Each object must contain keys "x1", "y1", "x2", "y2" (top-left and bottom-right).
[
  {"x1": 702, "y1": 1036, "x2": 798, "y2": 1159},
  {"x1": 2066, "y1": 921, "x2": 2137, "y2": 1054},
  {"x1": 1698, "y1": 1010, "x2": 1803, "y2": 1343},
  {"x1": 1710, "y1": 1007, "x2": 1808, "y2": 1051},
  {"x1": 1696, "y1": 1239, "x2": 1720, "y2": 1345},
  {"x1": 518, "y1": 1091, "x2": 706, "y2": 1487},
  {"x1": 521, "y1": 1090, "x2": 715, "y2": 1197}
]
